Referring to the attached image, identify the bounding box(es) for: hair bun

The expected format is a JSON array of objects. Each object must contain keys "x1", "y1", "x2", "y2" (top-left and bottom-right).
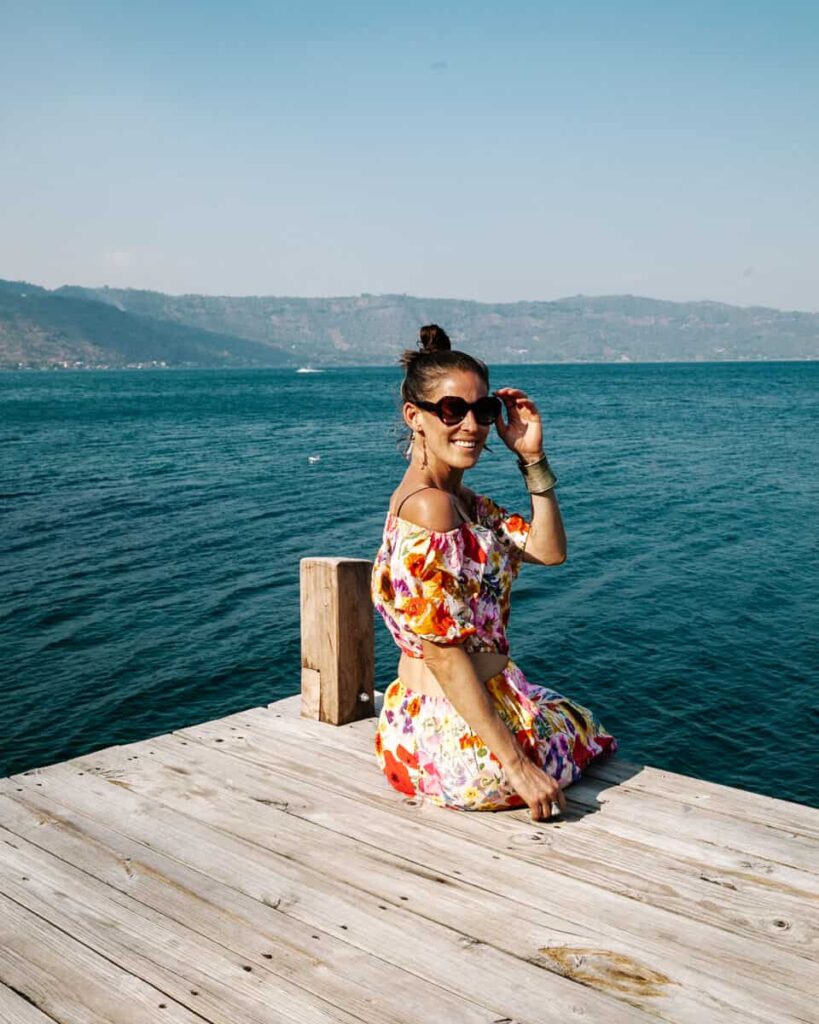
[
  {"x1": 418, "y1": 324, "x2": 452, "y2": 353},
  {"x1": 398, "y1": 324, "x2": 489, "y2": 409},
  {"x1": 399, "y1": 323, "x2": 457, "y2": 373}
]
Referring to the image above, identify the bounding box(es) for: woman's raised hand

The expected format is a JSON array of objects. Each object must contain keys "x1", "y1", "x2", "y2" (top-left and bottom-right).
[
  {"x1": 505, "y1": 757, "x2": 567, "y2": 821},
  {"x1": 494, "y1": 387, "x2": 544, "y2": 461}
]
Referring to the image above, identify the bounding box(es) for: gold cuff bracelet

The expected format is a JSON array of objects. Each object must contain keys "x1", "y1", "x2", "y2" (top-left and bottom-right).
[{"x1": 518, "y1": 453, "x2": 557, "y2": 494}]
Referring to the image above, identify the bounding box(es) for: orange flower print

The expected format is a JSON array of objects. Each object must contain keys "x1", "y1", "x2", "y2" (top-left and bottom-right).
[
  {"x1": 429, "y1": 604, "x2": 457, "y2": 637},
  {"x1": 395, "y1": 743, "x2": 419, "y2": 770},
  {"x1": 506, "y1": 514, "x2": 526, "y2": 535},
  {"x1": 403, "y1": 596, "x2": 429, "y2": 621},
  {"x1": 374, "y1": 731, "x2": 383, "y2": 755},
  {"x1": 406, "y1": 697, "x2": 422, "y2": 718},
  {"x1": 459, "y1": 733, "x2": 482, "y2": 750},
  {"x1": 405, "y1": 553, "x2": 426, "y2": 577},
  {"x1": 382, "y1": 749, "x2": 416, "y2": 795}
]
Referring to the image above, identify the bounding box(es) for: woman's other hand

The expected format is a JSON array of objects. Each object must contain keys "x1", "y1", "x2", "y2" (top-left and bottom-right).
[
  {"x1": 505, "y1": 758, "x2": 567, "y2": 821},
  {"x1": 494, "y1": 387, "x2": 544, "y2": 461}
]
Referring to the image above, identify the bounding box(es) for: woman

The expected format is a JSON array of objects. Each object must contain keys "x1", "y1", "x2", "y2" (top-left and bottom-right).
[{"x1": 371, "y1": 325, "x2": 617, "y2": 820}]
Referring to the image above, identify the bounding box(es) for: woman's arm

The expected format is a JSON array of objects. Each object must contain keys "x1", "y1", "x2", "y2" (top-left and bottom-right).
[
  {"x1": 494, "y1": 386, "x2": 567, "y2": 566},
  {"x1": 420, "y1": 640, "x2": 567, "y2": 820},
  {"x1": 523, "y1": 484, "x2": 567, "y2": 565}
]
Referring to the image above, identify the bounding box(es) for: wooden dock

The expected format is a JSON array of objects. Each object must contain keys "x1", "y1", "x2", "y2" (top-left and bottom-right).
[
  {"x1": 2, "y1": 559, "x2": 817, "y2": 1022},
  {"x1": 2, "y1": 692, "x2": 817, "y2": 1024}
]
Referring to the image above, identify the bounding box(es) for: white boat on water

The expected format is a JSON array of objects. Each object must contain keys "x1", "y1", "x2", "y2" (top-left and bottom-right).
[{"x1": 296, "y1": 366, "x2": 323, "y2": 374}]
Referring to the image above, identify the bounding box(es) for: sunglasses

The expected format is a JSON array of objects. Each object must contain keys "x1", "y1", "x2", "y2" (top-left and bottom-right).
[{"x1": 414, "y1": 394, "x2": 502, "y2": 426}]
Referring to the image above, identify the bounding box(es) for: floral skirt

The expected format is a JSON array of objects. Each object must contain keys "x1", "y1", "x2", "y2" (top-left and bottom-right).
[{"x1": 374, "y1": 659, "x2": 618, "y2": 811}]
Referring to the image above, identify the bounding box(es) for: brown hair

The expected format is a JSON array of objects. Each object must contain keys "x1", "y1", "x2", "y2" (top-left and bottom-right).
[{"x1": 399, "y1": 324, "x2": 489, "y2": 404}]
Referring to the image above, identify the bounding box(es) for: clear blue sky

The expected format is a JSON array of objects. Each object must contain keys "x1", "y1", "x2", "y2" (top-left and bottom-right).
[{"x1": 1, "y1": 1, "x2": 816, "y2": 309}]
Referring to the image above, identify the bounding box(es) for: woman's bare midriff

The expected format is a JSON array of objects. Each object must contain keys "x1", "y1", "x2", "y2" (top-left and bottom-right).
[{"x1": 398, "y1": 651, "x2": 509, "y2": 698}]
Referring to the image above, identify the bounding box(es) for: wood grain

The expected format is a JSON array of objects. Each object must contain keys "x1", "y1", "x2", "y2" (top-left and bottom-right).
[
  {"x1": 300, "y1": 558, "x2": 374, "y2": 724},
  {"x1": 2, "y1": 690, "x2": 817, "y2": 1024}
]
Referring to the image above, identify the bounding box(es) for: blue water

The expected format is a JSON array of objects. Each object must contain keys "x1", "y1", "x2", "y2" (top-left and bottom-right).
[{"x1": 1, "y1": 364, "x2": 817, "y2": 807}]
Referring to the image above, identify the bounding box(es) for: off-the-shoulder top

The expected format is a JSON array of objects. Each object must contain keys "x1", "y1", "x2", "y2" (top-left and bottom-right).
[{"x1": 371, "y1": 494, "x2": 531, "y2": 658}]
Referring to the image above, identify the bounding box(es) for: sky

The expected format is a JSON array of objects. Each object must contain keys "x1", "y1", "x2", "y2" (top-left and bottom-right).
[{"x1": 1, "y1": 1, "x2": 817, "y2": 310}]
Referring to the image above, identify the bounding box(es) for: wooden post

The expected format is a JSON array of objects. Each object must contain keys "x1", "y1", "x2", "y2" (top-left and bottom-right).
[{"x1": 300, "y1": 557, "x2": 375, "y2": 724}]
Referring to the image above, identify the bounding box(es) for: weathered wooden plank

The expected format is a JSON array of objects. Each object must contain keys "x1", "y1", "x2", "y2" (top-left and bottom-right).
[
  {"x1": 0, "y1": 843, "x2": 393, "y2": 1024},
  {"x1": 0, "y1": 982, "x2": 56, "y2": 1024},
  {"x1": 0, "y1": 786, "x2": 658, "y2": 1024},
  {"x1": 5, "y1": 685, "x2": 816, "y2": 1024},
  {"x1": 169, "y1": 721, "x2": 819, "y2": 978},
  {"x1": 13, "y1": 738, "x2": 815, "y2": 1023},
  {"x1": 300, "y1": 558, "x2": 374, "y2": 724},
  {"x1": 0, "y1": 822, "x2": 496, "y2": 1024},
  {"x1": 149, "y1": 731, "x2": 819, "y2": 1009},
  {"x1": 177, "y1": 708, "x2": 819, "y2": 957},
  {"x1": 182, "y1": 704, "x2": 819, "y2": 899},
  {"x1": 0, "y1": 893, "x2": 208, "y2": 1024},
  {"x1": 272, "y1": 692, "x2": 819, "y2": 839},
  {"x1": 248, "y1": 701, "x2": 819, "y2": 875},
  {"x1": 584, "y1": 759, "x2": 819, "y2": 838}
]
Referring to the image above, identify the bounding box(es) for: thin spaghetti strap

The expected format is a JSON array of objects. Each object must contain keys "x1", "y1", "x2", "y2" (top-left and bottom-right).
[
  {"x1": 394, "y1": 486, "x2": 437, "y2": 518},
  {"x1": 394, "y1": 486, "x2": 470, "y2": 524}
]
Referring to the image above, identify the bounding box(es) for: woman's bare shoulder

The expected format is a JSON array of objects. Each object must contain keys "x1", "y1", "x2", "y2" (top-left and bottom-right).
[{"x1": 391, "y1": 486, "x2": 461, "y2": 533}]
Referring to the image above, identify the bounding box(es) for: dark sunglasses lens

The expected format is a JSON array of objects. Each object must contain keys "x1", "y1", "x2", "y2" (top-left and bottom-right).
[
  {"x1": 436, "y1": 396, "x2": 501, "y2": 425},
  {"x1": 438, "y1": 397, "x2": 470, "y2": 424},
  {"x1": 475, "y1": 396, "x2": 502, "y2": 424}
]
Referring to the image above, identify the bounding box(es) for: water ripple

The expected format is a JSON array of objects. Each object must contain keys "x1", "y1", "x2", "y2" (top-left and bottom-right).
[{"x1": 1, "y1": 363, "x2": 817, "y2": 806}]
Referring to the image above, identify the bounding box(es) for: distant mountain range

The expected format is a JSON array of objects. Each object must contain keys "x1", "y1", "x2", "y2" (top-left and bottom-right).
[{"x1": 1, "y1": 278, "x2": 817, "y2": 368}]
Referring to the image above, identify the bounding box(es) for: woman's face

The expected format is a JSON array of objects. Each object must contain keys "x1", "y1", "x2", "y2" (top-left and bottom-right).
[{"x1": 409, "y1": 369, "x2": 492, "y2": 471}]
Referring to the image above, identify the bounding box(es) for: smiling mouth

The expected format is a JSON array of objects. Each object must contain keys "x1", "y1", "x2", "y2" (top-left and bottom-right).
[{"x1": 453, "y1": 439, "x2": 479, "y2": 449}]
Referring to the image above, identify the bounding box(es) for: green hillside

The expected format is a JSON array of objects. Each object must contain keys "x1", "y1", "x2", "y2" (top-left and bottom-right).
[
  {"x1": 0, "y1": 281, "x2": 289, "y2": 369},
  {"x1": 2, "y1": 278, "x2": 817, "y2": 368}
]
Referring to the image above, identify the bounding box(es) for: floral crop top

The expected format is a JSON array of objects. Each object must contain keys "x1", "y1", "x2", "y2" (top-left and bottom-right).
[{"x1": 371, "y1": 494, "x2": 531, "y2": 658}]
